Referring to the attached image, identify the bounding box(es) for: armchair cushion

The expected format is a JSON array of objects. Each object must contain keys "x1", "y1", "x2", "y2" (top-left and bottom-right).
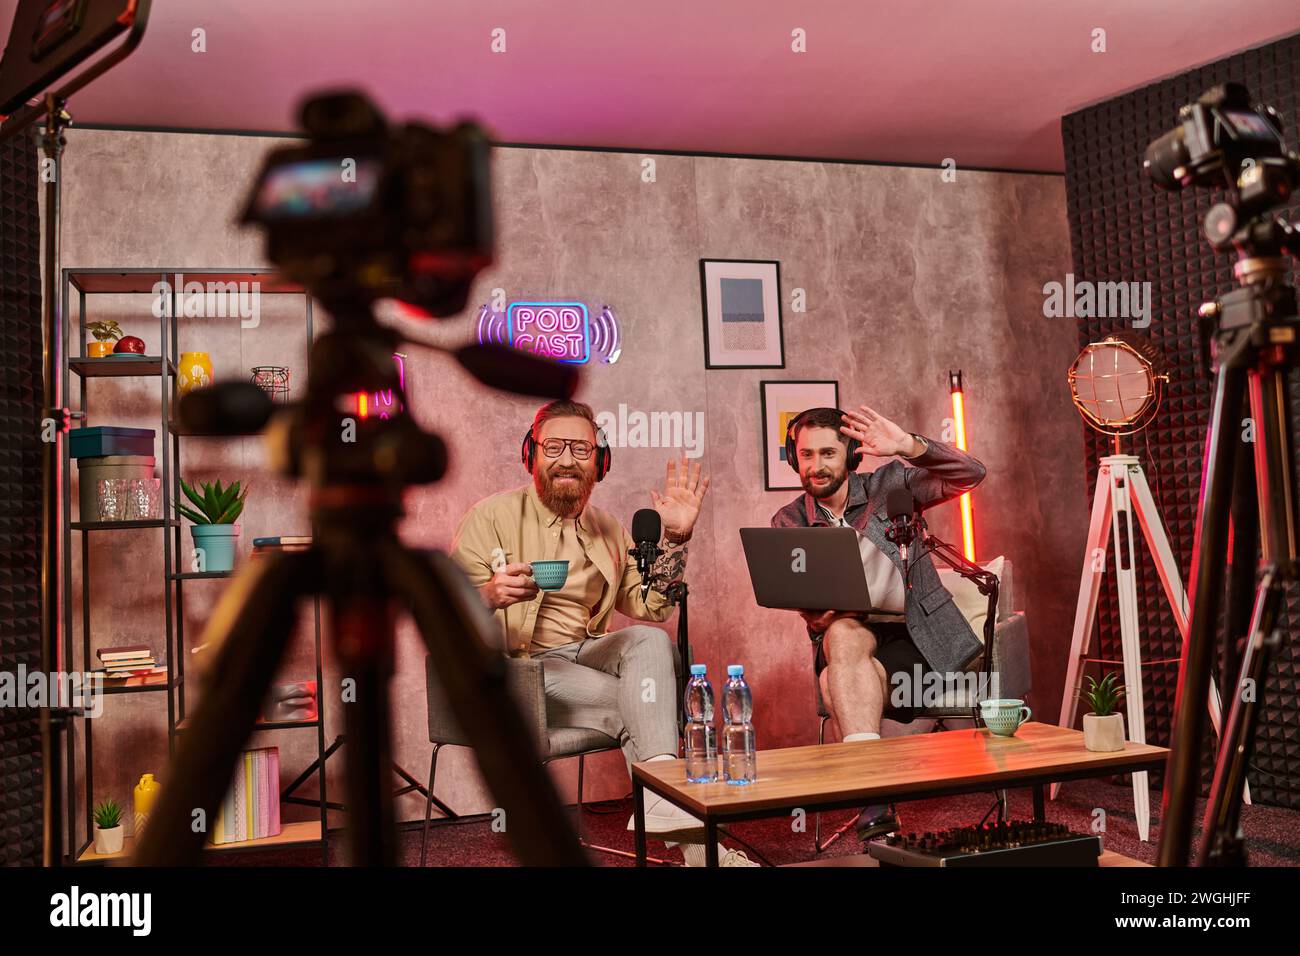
[{"x1": 935, "y1": 555, "x2": 1009, "y2": 638}]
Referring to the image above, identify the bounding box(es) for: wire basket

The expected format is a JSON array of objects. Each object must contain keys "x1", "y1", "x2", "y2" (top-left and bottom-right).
[{"x1": 250, "y1": 366, "x2": 291, "y2": 403}]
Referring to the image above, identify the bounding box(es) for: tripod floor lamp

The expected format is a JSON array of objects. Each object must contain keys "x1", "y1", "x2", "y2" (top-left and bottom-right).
[{"x1": 1053, "y1": 333, "x2": 1246, "y2": 842}]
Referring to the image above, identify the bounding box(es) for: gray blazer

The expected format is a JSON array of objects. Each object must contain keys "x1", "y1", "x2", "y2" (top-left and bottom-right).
[{"x1": 769, "y1": 436, "x2": 986, "y2": 675}]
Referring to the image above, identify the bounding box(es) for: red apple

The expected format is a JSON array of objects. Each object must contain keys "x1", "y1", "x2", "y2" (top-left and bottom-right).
[{"x1": 114, "y1": 336, "x2": 146, "y2": 354}]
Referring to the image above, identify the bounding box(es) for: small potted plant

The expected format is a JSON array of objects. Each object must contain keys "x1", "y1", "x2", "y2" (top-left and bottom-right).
[
  {"x1": 93, "y1": 798, "x2": 124, "y2": 854},
  {"x1": 178, "y1": 477, "x2": 248, "y2": 573},
  {"x1": 86, "y1": 320, "x2": 123, "y2": 358},
  {"x1": 1083, "y1": 672, "x2": 1126, "y2": 752}
]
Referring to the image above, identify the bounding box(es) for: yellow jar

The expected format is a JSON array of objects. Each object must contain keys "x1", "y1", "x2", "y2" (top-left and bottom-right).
[
  {"x1": 134, "y1": 773, "x2": 160, "y2": 837},
  {"x1": 178, "y1": 352, "x2": 214, "y2": 395}
]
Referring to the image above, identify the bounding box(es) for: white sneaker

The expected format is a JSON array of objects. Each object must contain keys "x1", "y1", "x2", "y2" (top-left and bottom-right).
[
  {"x1": 626, "y1": 793, "x2": 705, "y2": 842},
  {"x1": 679, "y1": 842, "x2": 760, "y2": 867},
  {"x1": 720, "y1": 848, "x2": 759, "y2": 867}
]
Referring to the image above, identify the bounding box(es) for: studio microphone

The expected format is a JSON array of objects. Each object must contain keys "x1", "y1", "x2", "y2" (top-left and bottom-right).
[
  {"x1": 885, "y1": 488, "x2": 919, "y2": 585},
  {"x1": 630, "y1": 509, "x2": 662, "y2": 600}
]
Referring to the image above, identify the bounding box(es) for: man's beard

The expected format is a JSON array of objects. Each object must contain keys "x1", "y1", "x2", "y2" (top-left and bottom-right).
[
  {"x1": 536, "y1": 464, "x2": 596, "y2": 517},
  {"x1": 801, "y1": 466, "x2": 847, "y2": 500}
]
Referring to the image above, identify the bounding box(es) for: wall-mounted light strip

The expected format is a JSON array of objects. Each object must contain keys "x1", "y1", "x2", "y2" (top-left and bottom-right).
[
  {"x1": 355, "y1": 352, "x2": 407, "y2": 420},
  {"x1": 950, "y1": 370, "x2": 976, "y2": 562}
]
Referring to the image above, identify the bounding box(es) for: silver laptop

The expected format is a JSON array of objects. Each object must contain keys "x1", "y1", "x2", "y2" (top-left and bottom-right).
[{"x1": 739, "y1": 527, "x2": 874, "y2": 612}]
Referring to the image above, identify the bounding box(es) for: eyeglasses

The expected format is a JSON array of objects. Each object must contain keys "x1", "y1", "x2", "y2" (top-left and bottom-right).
[{"x1": 540, "y1": 438, "x2": 595, "y2": 460}]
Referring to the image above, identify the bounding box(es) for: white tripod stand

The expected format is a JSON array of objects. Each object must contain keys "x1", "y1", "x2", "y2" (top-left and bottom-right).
[{"x1": 1053, "y1": 453, "x2": 1248, "y2": 842}]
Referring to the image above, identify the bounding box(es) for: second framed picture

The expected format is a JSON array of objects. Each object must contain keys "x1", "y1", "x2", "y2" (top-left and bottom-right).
[
  {"x1": 760, "y1": 379, "x2": 839, "y2": 491},
  {"x1": 699, "y1": 258, "x2": 784, "y2": 368}
]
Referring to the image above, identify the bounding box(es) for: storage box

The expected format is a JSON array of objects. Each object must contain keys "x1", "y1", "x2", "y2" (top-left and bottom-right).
[
  {"x1": 70, "y1": 426, "x2": 156, "y2": 459},
  {"x1": 76, "y1": 455, "x2": 156, "y2": 521}
]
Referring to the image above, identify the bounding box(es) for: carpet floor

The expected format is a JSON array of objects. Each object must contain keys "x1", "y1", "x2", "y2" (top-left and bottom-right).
[{"x1": 212, "y1": 778, "x2": 1300, "y2": 866}]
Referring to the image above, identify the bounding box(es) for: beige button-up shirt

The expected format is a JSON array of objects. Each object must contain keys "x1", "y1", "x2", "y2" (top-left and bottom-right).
[{"x1": 450, "y1": 483, "x2": 684, "y2": 657}]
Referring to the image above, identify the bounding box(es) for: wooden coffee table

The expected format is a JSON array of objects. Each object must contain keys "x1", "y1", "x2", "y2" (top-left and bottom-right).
[{"x1": 631, "y1": 722, "x2": 1168, "y2": 866}]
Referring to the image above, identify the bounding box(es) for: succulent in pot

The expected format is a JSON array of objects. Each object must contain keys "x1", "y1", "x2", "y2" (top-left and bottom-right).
[
  {"x1": 1082, "y1": 672, "x2": 1126, "y2": 752},
  {"x1": 178, "y1": 477, "x2": 248, "y2": 573},
  {"x1": 93, "y1": 797, "x2": 124, "y2": 854}
]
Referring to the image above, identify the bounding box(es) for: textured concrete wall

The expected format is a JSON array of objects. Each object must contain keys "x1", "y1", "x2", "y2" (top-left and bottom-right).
[{"x1": 54, "y1": 129, "x2": 1084, "y2": 840}]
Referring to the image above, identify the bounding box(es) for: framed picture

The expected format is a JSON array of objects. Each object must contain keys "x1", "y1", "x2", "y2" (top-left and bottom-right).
[
  {"x1": 760, "y1": 379, "x2": 839, "y2": 491},
  {"x1": 699, "y1": 259, "x2": 784, "y2": 368}
]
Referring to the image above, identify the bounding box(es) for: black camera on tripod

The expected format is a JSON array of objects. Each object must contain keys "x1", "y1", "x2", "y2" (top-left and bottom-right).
[
  {"x1": 1145, "y1": 84, "x2": 1300, "y2": 375},
  {"x1": 1144, "y1": 82, "x2": 1300, "y2": 212},
  {"x1": 241, "y1": 91, "x2": 493, "y2": 317},
  {"x1": 1146, "y1": 83, "x2": 1300, "y2": 867}
]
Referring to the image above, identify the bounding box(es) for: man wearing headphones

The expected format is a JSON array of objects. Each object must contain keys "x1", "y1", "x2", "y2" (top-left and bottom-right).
[
  {"x1": 451, "y1": 399, "x2": 754, "y2": 866},
  {"x1": 770, "y1": 405, "x2": 986, "y2": 840}
]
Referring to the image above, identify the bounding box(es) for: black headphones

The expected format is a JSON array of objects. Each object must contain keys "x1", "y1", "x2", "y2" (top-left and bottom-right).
[
  {"x1": 521, "y1": 425, "x2": 613, "y2": 481},
  {"x1": 784, "y1": 407, "x2": 862, "y2": 473}
]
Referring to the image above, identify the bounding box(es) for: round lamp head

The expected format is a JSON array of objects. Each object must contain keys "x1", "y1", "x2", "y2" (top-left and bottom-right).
[{"x1": 1067, "y1": 333, "x2": 1167, "y2": 437}]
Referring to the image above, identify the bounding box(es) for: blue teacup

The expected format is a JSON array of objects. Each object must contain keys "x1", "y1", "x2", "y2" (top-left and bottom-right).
[
  {"x1": 980, "y1": 698, "x2": 1032, "y2": 737},
  {"x1": 530, "y1": 560, "x2": 570, "y2": 591}
]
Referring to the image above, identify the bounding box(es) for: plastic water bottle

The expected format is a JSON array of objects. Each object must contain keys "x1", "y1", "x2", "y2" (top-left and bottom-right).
[
  {"x1": 683, "y1": 664, "x2": 717, "y2": 782},
  {"x1": 721, "y1": 664, "x2": 757, "y2": 785}
]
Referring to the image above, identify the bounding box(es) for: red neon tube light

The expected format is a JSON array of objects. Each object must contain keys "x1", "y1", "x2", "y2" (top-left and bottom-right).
[{"x1": 950, "y1": 371, "x2": 976, "y2": 562}]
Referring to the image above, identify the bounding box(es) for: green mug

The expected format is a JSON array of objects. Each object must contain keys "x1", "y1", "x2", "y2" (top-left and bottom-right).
[{"x1": 980, "y1": 698, "x2": 1031, "y2": 737}]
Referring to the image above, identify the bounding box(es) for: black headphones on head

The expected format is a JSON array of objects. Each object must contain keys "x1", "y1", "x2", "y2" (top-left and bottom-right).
[
  {"x1": 784, "y1": 407, "x2": 862, "y2": 473},
  {"x1": 521, "y1": 424, "x2": 613, "y2": 481}
]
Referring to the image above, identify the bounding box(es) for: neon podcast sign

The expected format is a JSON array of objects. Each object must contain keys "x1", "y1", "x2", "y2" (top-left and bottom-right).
[
  {"x1": 508, "y1": 302, "x2": 589, "y2": 363},
  {"x1": 477, "y1": 301, "x2": 621, "y2": 364}
]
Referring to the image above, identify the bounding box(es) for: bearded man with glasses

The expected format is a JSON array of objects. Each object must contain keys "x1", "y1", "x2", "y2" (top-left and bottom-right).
[{"x1": 450, "y1": 400, "x2": 755, "y2": 866}]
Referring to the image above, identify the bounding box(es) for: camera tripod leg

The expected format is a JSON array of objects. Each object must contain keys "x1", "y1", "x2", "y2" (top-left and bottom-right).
[
  {"x1": 1197, "y1": 364, "x2": 1300, "y2": 863},
  {"x1": 1158, "y1": 359, "x2": 1248, "y2": 866},
  {"x1": 136, "y1": 550, "x2": 316, "y2": 865},
  {"x1": 382, "y1": 542, "x2": 587, "y2": 866},
  {"x1": 1198, "y1": 566, "x2": 1283, "y2": 865},
  {"x1": 332, "y1": 591, "x2": 397, "y2": 866},
  {"x1": 1223, "y1": 432, "x2": 1260, "y2": 706}
]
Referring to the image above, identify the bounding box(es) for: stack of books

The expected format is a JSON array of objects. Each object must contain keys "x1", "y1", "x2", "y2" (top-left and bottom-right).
[
  {"x1": 95, "y1": 645, "x2": 165, "y2": 685},
  {"x1": 252, "y1": 535, "x2": 311, "y2": 556},
  {"x1": 211, "y1": 746, "x2": 282, "y2": 846}
]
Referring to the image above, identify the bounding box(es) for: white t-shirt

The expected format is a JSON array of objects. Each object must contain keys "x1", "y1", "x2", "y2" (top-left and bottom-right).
[{"x1": 817, "y1": 504, "x2": 907, "y2": 620}]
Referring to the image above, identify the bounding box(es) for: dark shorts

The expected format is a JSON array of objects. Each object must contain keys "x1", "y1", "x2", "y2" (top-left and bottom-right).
[{"x1": 813, "y1": 620, "x2": 929, "y2": 723}]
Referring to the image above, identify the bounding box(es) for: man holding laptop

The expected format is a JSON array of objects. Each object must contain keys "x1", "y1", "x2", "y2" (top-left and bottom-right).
[{"x1": 761, "y1": 405, "x2": 986, "y2": 840}]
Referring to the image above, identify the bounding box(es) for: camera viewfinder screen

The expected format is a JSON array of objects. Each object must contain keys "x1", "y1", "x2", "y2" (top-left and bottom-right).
[
  {"x1": 251, "y1": 157, "x2": 382, "y2": 221},
  {"x1": 1223, "y1": 110, "x2": 1278, "y2": 145}
]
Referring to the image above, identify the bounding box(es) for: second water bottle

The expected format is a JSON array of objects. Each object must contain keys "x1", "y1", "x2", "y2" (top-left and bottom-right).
[{"x1": 722, "y1": 664, "x2": 757, "y2": 785}]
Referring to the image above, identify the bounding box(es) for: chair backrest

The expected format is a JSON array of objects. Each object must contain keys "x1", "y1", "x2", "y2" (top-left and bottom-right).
[{"x1": 425, "y1": 654, "x2": 550, "y2": 755}]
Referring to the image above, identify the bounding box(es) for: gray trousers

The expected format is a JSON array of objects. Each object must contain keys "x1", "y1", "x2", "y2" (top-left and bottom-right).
[{"x1": 532, "y1": 625, "x2": 680, "y2": 773}]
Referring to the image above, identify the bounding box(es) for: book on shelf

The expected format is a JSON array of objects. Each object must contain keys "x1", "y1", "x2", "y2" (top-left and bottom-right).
[
  {"x1": 252, "y1": 535, "x2": 312, "y2": 555},
  {"x1": 252, "y1": 535, "x2": 312, "y2": 547},
  {"x1": 97, "y1": 665, "x2": 168, "y2": 687},
  {"x1": 211, "y1": 746, "x2": 281, "y2": 846},
  {"x1": 102, "y1": 657, "x2": 156, "y2": 671},
  {"x1": 96, "y1": 644, "x2": 153, "y2": 662}
]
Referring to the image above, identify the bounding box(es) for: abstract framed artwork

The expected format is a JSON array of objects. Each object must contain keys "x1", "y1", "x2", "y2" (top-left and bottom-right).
[
  {"x1": 760, "y1": 379, "x2": 839, "y2": 491},
  {"x1": 699, "y1": 258, "x2": 784, "y2": 368}
]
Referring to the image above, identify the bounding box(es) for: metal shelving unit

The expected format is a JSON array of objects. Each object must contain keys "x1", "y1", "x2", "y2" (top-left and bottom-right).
[{"x1": 61, "y1": 267, "x2": 327, "y2": 865}]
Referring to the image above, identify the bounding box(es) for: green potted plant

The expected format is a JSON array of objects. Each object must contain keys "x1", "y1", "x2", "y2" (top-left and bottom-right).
[
  {"x1": 93, "y1": 797, "x2": 124, "y2": 854},
  {"x1": 178, "y1": 478, "x2": 247, "y2": 572},
  {"x1": 86, "y1": 320, "x2": 123, "y2": 358},
  {"x1": 1083, "y1": 672, "x2": 1126, "y2": 752}
]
